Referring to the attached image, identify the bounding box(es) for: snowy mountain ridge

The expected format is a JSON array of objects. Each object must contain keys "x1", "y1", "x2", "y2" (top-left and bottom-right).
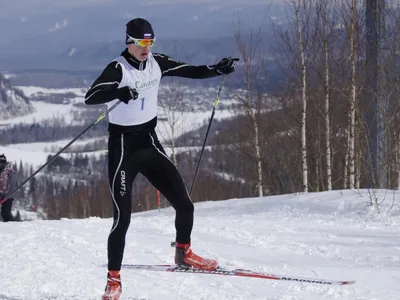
[{"x1": 0, "y1": 74, "x2": 35, "y2": 120}]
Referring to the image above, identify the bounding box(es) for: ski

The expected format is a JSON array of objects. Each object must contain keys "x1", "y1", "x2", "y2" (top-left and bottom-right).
[{"x1": 120, "y1": 264, "x2": 355, "y2": 286}]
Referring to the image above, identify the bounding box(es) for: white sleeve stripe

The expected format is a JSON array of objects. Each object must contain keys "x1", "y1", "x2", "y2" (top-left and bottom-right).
[
  {"x1": 90, "y1": 81, "x2": 120, "y2": 91},
  {"x1": 85, "y1": 81, "x2": 120, "y2": 99},
  {"x1": 84, "y1": 89, "x2": 102, "y2": 101},
  {"x1": 162, "y1": 64, "x2": 189, "y2": 74}
]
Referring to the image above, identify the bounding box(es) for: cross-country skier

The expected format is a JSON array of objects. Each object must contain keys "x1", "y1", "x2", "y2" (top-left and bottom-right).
[{"x1": 84, "y1": 18, "x2": 239, "y2": 300}]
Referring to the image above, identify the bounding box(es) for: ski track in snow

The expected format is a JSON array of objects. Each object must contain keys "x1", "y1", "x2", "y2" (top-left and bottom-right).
[{"x1": 1, "y1": 190, "x2": 400, "y2": 299}]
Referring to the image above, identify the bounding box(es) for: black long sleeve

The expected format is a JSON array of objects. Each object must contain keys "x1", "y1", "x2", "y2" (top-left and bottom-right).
[
  {"x1": 85, "y1": 62, "x2": 131, "y2": 105},
  {"x1": 153, "y1": 53, "x2": 220, "y2": 79},
  {"x1": 85, "y1": 52, "x2": 220, "y2": 105}
]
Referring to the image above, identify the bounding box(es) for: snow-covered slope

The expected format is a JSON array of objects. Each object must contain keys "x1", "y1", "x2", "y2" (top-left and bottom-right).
[
  {"x1": 0, "y1": 74, "x2": 35, "y2": 119},
  {"x1": 0, "y1": 190, "x2": 399, "y2": 300}
]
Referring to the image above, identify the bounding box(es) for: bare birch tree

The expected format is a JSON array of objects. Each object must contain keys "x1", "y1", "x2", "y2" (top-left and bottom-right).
[
  {"x1": 292, "y1": 0, "x2": 309, "y2": 192},
  {"x1": 158, "y1": 80, "x2": 187, "y2": 166},
  {"x1": 317, "y1": 0, "x2": 334, "y2": 190},
  {"x1": 234, "y1": 18, "x2": 266, "y2": 197},
  {"x1": 348, "y1": 0, "x2": 358, "y2": 189},
  {"x1": 380, "y1": 1, "x2": 400, "y2": 189}
]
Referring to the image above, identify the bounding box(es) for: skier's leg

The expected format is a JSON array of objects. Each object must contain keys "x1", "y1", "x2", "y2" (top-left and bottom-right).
[
  {"x1": 141, "y1": 132, "x2": 218, "y2": 270},
  {"x1": 107, "y1": 134, "x2": 137, "y2": 271},
  {"x1": 141, "y1": 132, "x2": 194, "y2": 244},
  {"x1": 1, "y1": 198, "x2": 14, "y2": 222}
]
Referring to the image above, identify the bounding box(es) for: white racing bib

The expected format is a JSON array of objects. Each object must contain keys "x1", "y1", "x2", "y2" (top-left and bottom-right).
[{"x1": 106, "y1": 53, "x2": 162, "y2": 126}]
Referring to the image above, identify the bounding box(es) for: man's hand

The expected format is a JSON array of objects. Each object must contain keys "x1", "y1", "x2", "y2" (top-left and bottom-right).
[
  {"x1": 118, "y1": 87, "x2": 139, "y2": 104},
  {"x1": 215, "y1": 57, "x2": 240, "y2": 75}
]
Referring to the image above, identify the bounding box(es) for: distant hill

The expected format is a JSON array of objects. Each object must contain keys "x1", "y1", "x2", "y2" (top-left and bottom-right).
[{"x1": 0, "y1": 74, "x2": 35, "y2": 120}]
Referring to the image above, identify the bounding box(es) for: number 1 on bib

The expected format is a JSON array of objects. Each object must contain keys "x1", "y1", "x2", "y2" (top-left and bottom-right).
[{"x1": 140, "y1": 97, "x2": 145, "y2": 110}]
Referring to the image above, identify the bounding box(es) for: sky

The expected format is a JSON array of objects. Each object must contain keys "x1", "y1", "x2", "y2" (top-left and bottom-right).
[
  {"x1": 0, "y1": 0, "x2": 276, "y2": 15},
  {"x1": 0, "y1": 189, "x2": 399, "y2": 299}
]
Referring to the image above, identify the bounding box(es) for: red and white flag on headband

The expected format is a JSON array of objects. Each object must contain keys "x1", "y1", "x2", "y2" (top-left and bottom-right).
[{"x1": 144, "y1": 33, "x2": 152, "y2": 39}]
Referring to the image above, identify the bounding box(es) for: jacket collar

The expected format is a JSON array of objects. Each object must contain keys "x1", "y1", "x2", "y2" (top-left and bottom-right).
[{"x1": 121, "y1": 49, "x2": 147, "y2": 71}]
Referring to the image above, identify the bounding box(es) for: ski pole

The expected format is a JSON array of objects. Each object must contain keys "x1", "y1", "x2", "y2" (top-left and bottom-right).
[
  {"x1": 0, "y1": 100, "x2": 123, "y2": 206},
  {"x1": 189, "y1": 75, "x2": 225, "y2": 196}
]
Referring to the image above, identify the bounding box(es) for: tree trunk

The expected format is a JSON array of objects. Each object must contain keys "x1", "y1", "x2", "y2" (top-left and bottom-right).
[
  {"x1": 295, "y1": 2, "x2": 308, "y2": 192},
  {"x1": 322, "y1": 11, "x2": 332, "y2": 191},
  {"x1": 344, "y1": 127, "x2": 349, "y2": 189},
  {"x1": 349, "y1": 0, "x2": 357, "y2": 189},
  {"x1": 252, "y1": 112, "x2": 263, "y2": 197}
]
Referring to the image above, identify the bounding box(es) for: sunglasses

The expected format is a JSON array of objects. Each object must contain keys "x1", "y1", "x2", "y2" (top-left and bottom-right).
[{"x1": 126, "y1": 35, "x2": 155, "y2": 47}]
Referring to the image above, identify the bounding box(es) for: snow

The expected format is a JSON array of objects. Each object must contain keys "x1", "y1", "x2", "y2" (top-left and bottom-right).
[
  {"x1": 8, "y1": 137, "x2": 106, "y2": 153},
  {"x1": 68, "y1": 48, "x2": 78, "y2": 57},
  {"x1": 0, "y1": 144, "x2": 106, "y2": 168},
  {"x1": 3, "y1": 73, "x2": 17, "y2": 79},
  {"x1": 0, "y1": 101, "x2": 78, "y2": 126},
  {"x1": 0, "y1": 145, "x2": 52, "y2": 167},
  {"x1": 48, "y1": 19, "x2": 69, "y2": 32},
  {"x1": 17, "y1": 86, "x2": 86, "y2": 98},
  {"x1": 1, "y1": 189, "x2": 400, "y2": 299}
]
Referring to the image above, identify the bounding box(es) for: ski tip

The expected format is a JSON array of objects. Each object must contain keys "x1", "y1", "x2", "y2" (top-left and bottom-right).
[{"x1": 341, "y1": 280, "x2": 356, "y2": 285}]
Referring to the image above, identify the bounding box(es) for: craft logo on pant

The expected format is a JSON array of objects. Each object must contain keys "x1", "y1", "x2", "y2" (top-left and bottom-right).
[{"x1": 120, "y1": 170, "x2": 126, "y2": 196}]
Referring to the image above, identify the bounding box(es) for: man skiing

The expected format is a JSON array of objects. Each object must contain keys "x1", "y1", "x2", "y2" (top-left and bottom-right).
[
  {"x1": 0, "y1": 154, "x2": 16, "y2": 222},
  {"x1": 84, "y1": 18, "x2": 238, "y2": 300}
]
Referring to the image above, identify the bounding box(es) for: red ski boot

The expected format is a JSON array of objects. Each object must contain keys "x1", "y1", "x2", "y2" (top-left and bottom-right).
[
  {"x1": 102, "y1": 271, "x2": 122, "y2": 300},
  {"x1": 174, "y1": 242, "x2": 218, "y2": 271}
]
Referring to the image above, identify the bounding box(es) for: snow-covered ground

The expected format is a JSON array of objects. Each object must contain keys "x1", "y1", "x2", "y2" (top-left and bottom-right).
[
  {"x1": 7, "y1": 138, "x2": 105, "y2": 153},
  {"x1": 17, "y1": 86, "x2": 87, "y2": 98},
  {"x1": 0, "y1": 101, "x2": 78, "y2": 127},
  {"x1": 0, "y1": 144, "x2": 106, "y2": 168},
  {"x1": 1, "y1": 189, "x2": 399, "y2": 300}
]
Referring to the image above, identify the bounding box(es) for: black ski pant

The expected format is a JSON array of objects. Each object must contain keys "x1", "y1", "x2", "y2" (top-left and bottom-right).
[
  {"x1": 1, "y1": 197, "x2": 14, "y2": 222},
  {"x1": 107, "y1": 130, "x2": 194, "y2": 271}
]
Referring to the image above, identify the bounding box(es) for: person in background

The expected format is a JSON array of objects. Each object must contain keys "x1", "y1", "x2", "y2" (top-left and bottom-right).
[
  {"x1": 0, "y1": 154, "x2": 16, "y2": 222},
  {"x1": 84, "y1": 17, "x2": 239, "y2": 300}
]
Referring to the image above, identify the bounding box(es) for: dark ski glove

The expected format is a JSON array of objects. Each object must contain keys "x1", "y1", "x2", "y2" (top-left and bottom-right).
[
  {"x1": 118, "y1": 86, "x2": 139, "y2": 104},
  {"x1": 215, "y1": 57, "x2": 240, "y2": 75}
]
